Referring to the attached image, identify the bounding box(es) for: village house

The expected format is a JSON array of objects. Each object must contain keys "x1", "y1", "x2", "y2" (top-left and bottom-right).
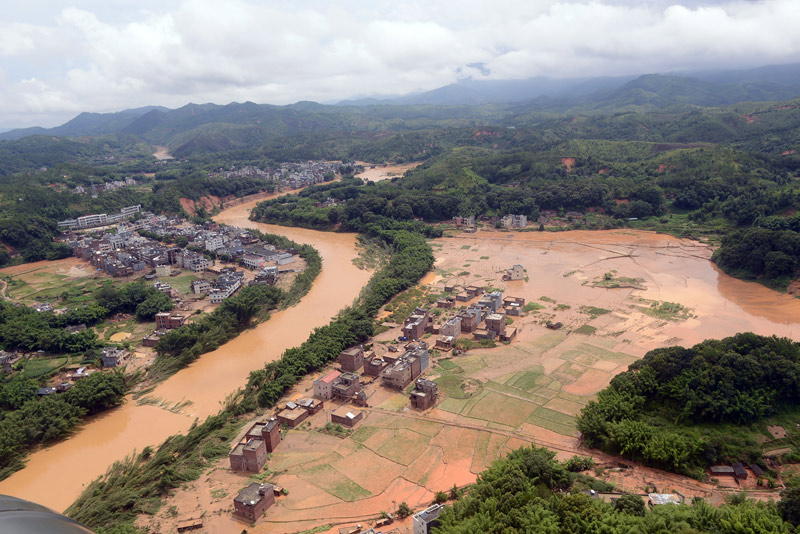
[
  {"x1": 233, "y1": 483, "x2": 275, "y2": 522},
  {"x1": 501, "y1": 214, "x2": 527, "y2": 228},
  {"x1": 330, "y1": 406, "x2": 363, "y2": 428},
  {"x1": 229, "y1": 438, "x2": 267, "y2": 473},
  {"x1": 251, "y1": 266, "x2": 279, "y2": 286},
  {"x1": 478, "y1": 291, "x2": 503, "y2": 313},
  {"x1": 503, "y1": 296, "x2": 526, "y2": 316},
  {"x1": 440, "y1": 316, "x2": 461, "y2": 339},
  {"x1": 155, "y1": 312, "x2": 186, "y2": 330},
  {"x1": 276, "y1": 402, "x2": 310, "y2": 428},
  {"x1": 502, "y1": 264, "x2": 525, "y2": 281},
  {"x1": 295, "y1": 397, "x2": 323, "y2": 415},
  {"x1": 313, "y1": 370, "x2": 342, "y2": 400},
  {"x1": 403, "y1": 308, "x2": 433, "y2": 341},
  {"x1": 413, "y1": 504, "x2": 445, "y2": 534},
  {"x1": 380, "y1": 343, "x2": 429, "y2": 389},
  {"x1": 436, "y1": 296, "x2": 455, "y2": 309},
  {"x1": 101, "y1": 347, "x2": 127, "y2": 368},
  {"x1": 338, "y1": 346, "x2": 365, "y2": 373},
  {"x1": 457, "y1": 307, "x2": 484, "y2": 333},
  {"x1": 410, "y1": 378, "x2": 438, "y2": 410},
  {"x1": 331, "y1": 372, "x2": 362, "y2": 400},
  {"x1": 434, "y1": 335, "x2": 455, "y2": 351},
  {"x1": 364, "y1": 356, "x2": 389, "y2": 377},
  {"x1": 191, "y1": 279, "x2": 211, "y2": 294},
  {"x1": 464, "y1": 285, "x2": 483, "y2": 298}
]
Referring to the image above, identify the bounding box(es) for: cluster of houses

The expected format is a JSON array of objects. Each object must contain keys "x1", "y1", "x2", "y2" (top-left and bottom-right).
[
  {"x1": 72, "y1": 177, "x2": 137, "y2": 197},
  {"x1": 227, "y1": 338, "x2": 439, "y2": 524},
  {"x1": 71, "y1": 215, "x2": 293, "y2": 278},
  {"x1": 57, "y1": 205, "x2": 142, "y2": 230},
  {"x1": 64, "y1": 216, "x2": 295, "y2": 299},
  {"x1": 208, "y1": 160, "x2": 343, "y2": 190},
  {"x1": 451, "y1": 214, "x2": 529, "y2": 231},
  {"x1": 427, "y1": 288, "x2": 524, "y2": 350}
]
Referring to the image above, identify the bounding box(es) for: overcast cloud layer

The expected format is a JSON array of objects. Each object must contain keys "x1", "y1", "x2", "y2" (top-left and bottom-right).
[{"x1": 1, "y1": 0, "x2": 800, "y2": 128}]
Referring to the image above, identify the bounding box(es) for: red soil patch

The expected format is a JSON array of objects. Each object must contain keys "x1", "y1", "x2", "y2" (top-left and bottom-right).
[
  {"x1": 614, "y1": 198, "x2": 630, "y2": 205},
  {"x1": 782, "y1": 150, "x2": 797, "y2": 156},
  {"x1": 598, "y1": 168, "x2": 609, "y2": 174},
  {"x1": 472, "y1": 130, "x2": 500, "y2": 139},
  {"x1": 561, "y1": 158, "x2": 576, "y2": 172},
  {"x1": 179, "y1": 195, "x2": 224, "y2": 216},
  {"x1": 656, "y1": 163, "x2": 667, "y2": 172},
  {"x1": 743, "y1": 114, "x2": 757, "y2": 123}
]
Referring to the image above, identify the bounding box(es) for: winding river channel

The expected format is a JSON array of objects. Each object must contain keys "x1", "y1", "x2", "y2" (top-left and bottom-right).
[{"x1": 0, "y1": 196, "x2": 372, "y2": 512}]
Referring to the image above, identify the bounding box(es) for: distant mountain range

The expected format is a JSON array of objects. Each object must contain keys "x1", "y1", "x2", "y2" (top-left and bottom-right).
[
  {"x1": 337, "y1": 63, "x2": 800, "y2": 107},
  {"x1": 2, "y1": 63, "x2": 800, "y2": 157}
]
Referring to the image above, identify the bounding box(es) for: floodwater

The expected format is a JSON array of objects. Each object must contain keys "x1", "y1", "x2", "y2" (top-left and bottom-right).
[
  {"x1": 0, "y1": 196, "x2": 371, "y2": 512},
  {"x1": 440, "y1": 229, "x2": 800, "y2": 347},
  {"x1": 354, "y1": 161, "x2": 421, "y2": 182}
]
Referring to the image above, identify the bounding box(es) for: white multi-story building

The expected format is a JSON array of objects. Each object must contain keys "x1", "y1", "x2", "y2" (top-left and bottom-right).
[
  {"x1": 205, "y1": 235, "x2": 224, "y2": 252},
  {"x1": 77, "y1": 213, "x2": 108, "y2": 228}
]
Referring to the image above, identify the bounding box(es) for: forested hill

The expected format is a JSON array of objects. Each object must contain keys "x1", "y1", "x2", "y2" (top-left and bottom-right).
[
  {"x1": 434, "y1": 445, "x2": 799, "y2": 533},
  {"x1": 3, "y1": 68, "x2": 800, "y2": 159},
  {"x1": 577, "y1": 333, "x2": 800, "y2": 478}
]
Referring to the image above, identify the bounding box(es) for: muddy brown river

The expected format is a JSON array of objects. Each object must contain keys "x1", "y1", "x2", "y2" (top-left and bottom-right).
[{"x1": 0, "y1": 198, "x2": 371, "y2": 512}]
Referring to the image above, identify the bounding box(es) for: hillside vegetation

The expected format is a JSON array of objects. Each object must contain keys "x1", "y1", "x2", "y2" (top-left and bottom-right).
[{"x1": 577, "y1": 333, "x2": 800, "y2": 478}]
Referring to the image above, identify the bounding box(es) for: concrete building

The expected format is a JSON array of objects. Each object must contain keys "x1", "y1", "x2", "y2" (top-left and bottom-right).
[
  {"x1": 274, "y1": 253, "x2": 295, "y2": 265},
  {"x1": 313, "y1": 370, "x2": 341, "y2": 400},
  {"x1": 229, "y1": 438, "x2": 267, "y2": 473},
  {"x1": 155, "y1": 313, "x2": 185, "y2": 330},
  {"x1": 191, "y1": 279, "x2": 211, "y2": 294},
  {"x1": 403, "y1": 308, "x2": 432, "y2": 341},
  {"x1": 501, "y1": 214, "x2": 527, "y2": 228},
  {"x1": 101, "y1": 347, "x2": 127, "y2": 368},
  {"x1": 410, "y1": 378, "x2": 438, "y2": 410},
  {"x1": 439, "y1": 316, "x2": 461, "y2": 340},
  {"x1": 364, "y1": 356, "x2": 388, "y2": 377},
  {"x1": 503, "y1": 264, "x2": 525, "y2": 281},
  {"x1": 331, "y1": 372, "x2": 361, "y2": 400},
  {"x1": 233, "y1": 483, "x2": 275, "y2": 522},
  {"x1": 261, "y1": 418, "x2": 281, "y2": 452},
  {"x1": 503, "y1": 296, "x2": 526, "y2": 316},
  {"x1": 276, "y1": 404, "x2": 309, "y2": 428},
  {"x1": 478, "y1": 291, "x2": 503, "y2": 313},
  {"x1": 338, "y1": 346, "x2": 364, "y2": 373},
  {"x1": 413, "y1": 504, "x2": 445, "y2": 534},
  {"x1": 331, "y1": 406, "x2": 363, "y2": 428},
  {"x1": 485, "y1": 312, "x2": 507, "y2": 338}
]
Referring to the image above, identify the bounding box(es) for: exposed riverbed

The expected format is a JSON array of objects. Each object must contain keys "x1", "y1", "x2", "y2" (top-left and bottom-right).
[{"x1": 0, "y1": 197, "x2": 372, "y2": 512}]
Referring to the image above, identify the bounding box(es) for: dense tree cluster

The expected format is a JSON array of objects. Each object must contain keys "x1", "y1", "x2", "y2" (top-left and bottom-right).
[
  {"x1": 577, "y1": 334, "x2": 800, "y2": 476},
  {"x1": 0, "y1": 371, "x2": 126, "y2": 479},
  {"x1": 242, "y1": 219, "x2": 433, "y2": 410},
  {"x1": 434, "y1": 445, "x2": 794, "y2": 533},
  {"x1": 713, "y1": 228, "x2": 800, "y2": 289}
]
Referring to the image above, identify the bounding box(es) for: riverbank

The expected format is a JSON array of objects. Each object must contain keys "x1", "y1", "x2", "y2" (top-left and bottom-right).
[{"x1": 0, "y1": 194, "x2": 372, "y2": 512}]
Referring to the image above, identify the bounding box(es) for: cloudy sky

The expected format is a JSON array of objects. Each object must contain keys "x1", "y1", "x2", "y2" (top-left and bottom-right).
[{"x1": 1, "y1": 0, "x2": 799, "y2": 128}]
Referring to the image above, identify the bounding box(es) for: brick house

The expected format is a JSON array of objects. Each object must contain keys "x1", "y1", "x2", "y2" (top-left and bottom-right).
[
  {"x1": 338, "y1": 346, "x2": 364, "y2": 373},
  {"x1": 229, "y1": 438, "x2": 267, "y2": 473},
  {"x1": 331, "y1": 406, "x2": 363, "y2": 428},
  {"x1": 233, "y1": 483, "x2": 275, "y2": 522},
  {"x1": 410, "y1": 378, "x2": 438, "y2": 410}
]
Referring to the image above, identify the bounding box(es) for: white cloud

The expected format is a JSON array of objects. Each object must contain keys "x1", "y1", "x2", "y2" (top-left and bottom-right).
[{"x1": 0, "y1": 0, "x2": 799, "y2": 127}]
